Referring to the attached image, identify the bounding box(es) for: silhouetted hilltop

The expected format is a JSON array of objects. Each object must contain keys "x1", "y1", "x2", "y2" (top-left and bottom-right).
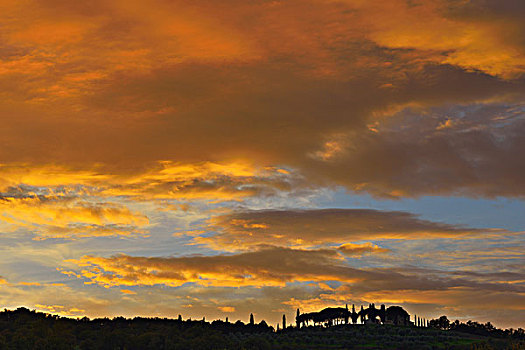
[{"x1": 0, "y1": 307, "x2": 523, "y2": 349}]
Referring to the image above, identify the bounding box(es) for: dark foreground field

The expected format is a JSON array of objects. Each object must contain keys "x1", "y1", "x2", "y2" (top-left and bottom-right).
[{"x1": 0, "y1": 308, "x2": 523, "y2": 350}]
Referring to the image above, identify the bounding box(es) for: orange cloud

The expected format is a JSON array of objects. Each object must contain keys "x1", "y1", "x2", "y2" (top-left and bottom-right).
[
  {"x1": 200, "y1": 209, "x2": 490, "y2": 251},
  {"x1": 120, "y1": 289, "x2": 137, "y2": 295},
  {"x1": 0, "y1": 1, "x2": 522, "y2": 203},
  {"x1": 337, "y1": 243, "x2": 390, "y2": 257},
  {"x1": 218, "y1": 306, "x2": 235, "y2": 313},
  {"x1": 18, "y1": 282, "x2": 41, "y2": 286},
  {"x1": 360, "y1": 0, "x2": 525, "y2": 78}
]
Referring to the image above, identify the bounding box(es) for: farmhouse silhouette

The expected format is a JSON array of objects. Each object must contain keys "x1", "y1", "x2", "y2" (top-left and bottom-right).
[{"x1": 294, "y1": 303, "x2": 421, "y2": 328}]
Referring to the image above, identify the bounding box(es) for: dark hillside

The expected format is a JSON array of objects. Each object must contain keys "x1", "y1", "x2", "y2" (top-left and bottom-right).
[{"x1": 0, "y1": 308, "x2": 523, "y2": 350}]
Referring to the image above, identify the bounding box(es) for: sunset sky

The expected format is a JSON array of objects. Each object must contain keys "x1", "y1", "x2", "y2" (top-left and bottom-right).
[{"x1": 0, "y1": 0, "x2": 524, "y2": 328}]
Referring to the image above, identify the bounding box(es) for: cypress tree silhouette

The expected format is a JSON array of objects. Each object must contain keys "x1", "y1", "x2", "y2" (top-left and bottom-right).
[
  {"x1": 250, "y1": 313, "x2": 254, "y2": 325},
  {"x1": 283, "y1": 314, "x2": 286, "y2": 329}
]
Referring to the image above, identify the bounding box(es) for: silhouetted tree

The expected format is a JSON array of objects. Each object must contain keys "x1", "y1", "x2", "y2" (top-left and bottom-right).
[
  {"x1": 385, "y1": 306, "x2": 410, "y2": 326},
  {"x1": 250, "y1": 313, "x2": 254, "y2": 325},
  {"x1": 430, "y1": 315, "x2": 450, "y2": 330},
  {"x1": 438, "y1": 315, "x2": 449, "y2": 330}
]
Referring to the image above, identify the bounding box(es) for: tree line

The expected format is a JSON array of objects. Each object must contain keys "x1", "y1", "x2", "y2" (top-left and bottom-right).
[
  {"x1": 0, "y1": 307, "x2": 523, "y2": 349},
  {"x1": 428, "y1": 315, "x2": 524, "y2": 339}
]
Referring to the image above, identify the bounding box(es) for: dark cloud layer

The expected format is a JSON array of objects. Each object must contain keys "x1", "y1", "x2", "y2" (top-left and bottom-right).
[
  {"x1": 202, "y1": 208, "x2": 487, "y2": 250},
  {"x1": 0, "y1": 0, "x2": 524, "y2": 197}
]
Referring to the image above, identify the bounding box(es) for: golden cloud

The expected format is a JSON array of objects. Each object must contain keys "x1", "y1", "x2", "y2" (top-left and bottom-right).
[
  {"x1": 34, "y1": 304, "x2": 86, "y2": 317},
  {"x1": 0, "y1": 193, "x2": 148, "y2": 239},
  {"x1": 67, "y1": 247, "x2": 378, "y2": 288},
  {"x1": 0, "y1": 161, "x2": 297, "y2": 238},
  {"x1": 66, "y1": 246, "x2": 525, "y2": 297},
  {"x1": 0, "y1": 161, "x2": 292, "y2": 201}
]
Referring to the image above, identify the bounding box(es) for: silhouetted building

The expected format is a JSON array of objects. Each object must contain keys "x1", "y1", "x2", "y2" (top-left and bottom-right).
[{"x1": 296, "y1": 303, "x2": 412, "y2": 327}]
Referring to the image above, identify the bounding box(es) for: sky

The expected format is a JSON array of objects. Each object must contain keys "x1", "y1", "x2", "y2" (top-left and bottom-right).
[{"x1": 0, "y1": 0, "x2": 524, "y2": 329}]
